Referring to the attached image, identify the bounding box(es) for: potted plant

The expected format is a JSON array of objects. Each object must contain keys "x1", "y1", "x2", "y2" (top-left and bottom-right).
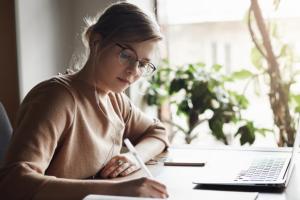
[{"x1": 145, "y1": 60, "x2": 269, "y2": 144}]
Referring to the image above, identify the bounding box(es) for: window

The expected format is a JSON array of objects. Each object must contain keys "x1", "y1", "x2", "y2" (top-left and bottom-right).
[{"x1": 156, "y1": 0, "x2": 300, "y2": 146}]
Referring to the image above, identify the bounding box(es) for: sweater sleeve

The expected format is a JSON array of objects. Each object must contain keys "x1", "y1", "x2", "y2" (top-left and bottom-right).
[
  {"x1": 118, "y1": 93, "x2": 169, "y2": 147},
  {"x1": 0, "y1": 81, "x2": 76, "y2": 199}
]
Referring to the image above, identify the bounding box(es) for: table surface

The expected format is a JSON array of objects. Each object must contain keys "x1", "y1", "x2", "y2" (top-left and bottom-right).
[{"x1": 113, "y1": 146, "x2": 299, "y2": 200}]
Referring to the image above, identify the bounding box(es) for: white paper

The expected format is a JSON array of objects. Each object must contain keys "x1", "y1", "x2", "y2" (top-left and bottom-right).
[
  {"x1": 83, "y1": 188, "x2": 258, "y2": 200},
  {"x1": 83, "y1": 195, "x2": 162, "y2": 200}
]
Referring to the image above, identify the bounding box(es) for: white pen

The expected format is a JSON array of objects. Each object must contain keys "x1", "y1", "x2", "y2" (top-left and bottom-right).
[{"x1": 124, "y1": 138, "x2": 154, "y2": 178}]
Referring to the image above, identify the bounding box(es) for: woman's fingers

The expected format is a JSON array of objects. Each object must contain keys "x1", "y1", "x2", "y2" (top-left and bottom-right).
[
  {"x1": 148, "y1": 179, "x2": 168, "y2": 197},
  {"x1": 108, "y1": 162, "x2": 131, "y2": 178},
  {"x1": 119, "y1": 165, "x2": 138, "y2": 177},
  {"x1": 100, "y1": 157, "x2": 120, "y2": 178},
  {"x1": 148, "y1": 179, "x2": 169, "y2": 199},
  {"x1": 100, "y1": 154, "x2": 140, "y2": 178},
  {"x1": 118, "y1": 177, "x2": 169, "y2": 198},
  {"x1": 101, "y1": 158, "x2": 132, "y2": 178}
]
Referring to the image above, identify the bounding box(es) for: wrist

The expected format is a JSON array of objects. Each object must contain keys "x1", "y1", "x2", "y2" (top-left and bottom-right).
[{"x1": 110, "y1": 181, "x2": 125, "y2": 196}]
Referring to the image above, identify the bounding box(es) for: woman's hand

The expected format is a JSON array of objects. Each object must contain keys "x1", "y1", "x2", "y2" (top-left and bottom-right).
[
  {"x1": 115, "y1": 177, "x2": 169, "y2": 199},
  {"x1": 100, "y1": 153, "x2": 140, "y2": 178}
]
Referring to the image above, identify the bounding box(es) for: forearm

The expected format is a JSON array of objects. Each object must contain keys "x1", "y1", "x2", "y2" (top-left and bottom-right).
[
  {"x1": 134, "y1": 137, "x2": 166, "y2": 162},
  {"x1": 33, "y1": 178, "x2": 119, "y2": 200}
]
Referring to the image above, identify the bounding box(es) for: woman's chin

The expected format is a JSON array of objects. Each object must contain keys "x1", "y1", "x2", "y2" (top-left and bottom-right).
[{"x1": 113, "y1": 86, "x2": 128, "y2": 93}]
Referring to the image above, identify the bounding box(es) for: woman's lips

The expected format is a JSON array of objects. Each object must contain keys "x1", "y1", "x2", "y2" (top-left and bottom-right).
[{"x1": 117, "y1": 77, "x2": 131, "y2": 84}]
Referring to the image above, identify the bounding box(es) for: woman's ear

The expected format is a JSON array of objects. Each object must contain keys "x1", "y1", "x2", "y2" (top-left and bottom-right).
[{"x1": 89, "y1": 33, "x2": 102, "y2": 51}]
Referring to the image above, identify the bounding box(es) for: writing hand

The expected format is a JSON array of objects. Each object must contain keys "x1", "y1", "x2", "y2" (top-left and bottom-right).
[{"x1": 115, "y1": 177, "x2": 169, "y2": 199}]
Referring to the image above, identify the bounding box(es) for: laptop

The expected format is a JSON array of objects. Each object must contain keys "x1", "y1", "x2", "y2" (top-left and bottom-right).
[{"x1": 193, "y1": 122, "x2": 300, "y2": 191}]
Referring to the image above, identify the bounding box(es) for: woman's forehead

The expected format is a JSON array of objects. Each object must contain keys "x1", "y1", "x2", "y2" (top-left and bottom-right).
[{"x1": 122, "y1": 40, "x2": 158, "y2": 60}]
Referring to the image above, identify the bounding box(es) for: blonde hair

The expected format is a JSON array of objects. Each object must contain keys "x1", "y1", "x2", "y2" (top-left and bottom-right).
[
  {"x1": 69, "y1": 2, "x2": 162, "y2": 70},
  {"x1": 84, "y1": 2, "x2": 162, "y2": 48}
]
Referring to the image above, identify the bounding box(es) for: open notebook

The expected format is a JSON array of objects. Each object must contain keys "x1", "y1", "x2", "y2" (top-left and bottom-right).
[{"x1": 83, "y1": 188, "x2": 258, "y2": 200}]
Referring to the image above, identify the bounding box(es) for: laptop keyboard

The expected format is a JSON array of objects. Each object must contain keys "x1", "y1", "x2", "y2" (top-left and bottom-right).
[{"x1": 235, "y1": 157, "x2": 287, "y2": 182}]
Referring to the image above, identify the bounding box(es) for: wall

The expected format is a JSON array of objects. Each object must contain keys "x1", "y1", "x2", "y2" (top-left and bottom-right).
[
  {"x1": 15, "y1": 0, "x2": 126, "y2": 100},
  {"x1": 15, "y1": 0, "x2": 74, "y2": 99},
  {"x1": 0, "y1": 0, "x2": 19, "y2": 124}
]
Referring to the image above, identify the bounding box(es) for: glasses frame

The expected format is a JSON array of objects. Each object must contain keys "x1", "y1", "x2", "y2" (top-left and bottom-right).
[{"x1": 115, "y1": 43, "x2": 156, "y2": 76}]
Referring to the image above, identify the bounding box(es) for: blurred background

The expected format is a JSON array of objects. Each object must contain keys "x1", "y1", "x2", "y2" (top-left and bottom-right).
[{"x1": 1, "y1": 0, "x2": 300, "y2": 147}]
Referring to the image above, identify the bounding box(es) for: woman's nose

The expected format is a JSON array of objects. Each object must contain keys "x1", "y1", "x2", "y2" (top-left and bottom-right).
[{"x1": 126, "y1": 61, "x2": 140, "y2": 76}]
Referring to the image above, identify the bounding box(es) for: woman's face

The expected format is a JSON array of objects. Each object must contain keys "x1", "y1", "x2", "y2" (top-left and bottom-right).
[{"x1": 93, "y1": 40, "x2": 158, "y2": 94}]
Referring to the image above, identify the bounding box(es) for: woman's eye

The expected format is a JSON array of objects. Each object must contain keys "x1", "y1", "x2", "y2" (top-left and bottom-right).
[
  {"x1": 138, "y1": 62, "x2": 147, "y2": 68},
  {"x1": 120, "y1": 51, "x2": 132, "y2": 60}
]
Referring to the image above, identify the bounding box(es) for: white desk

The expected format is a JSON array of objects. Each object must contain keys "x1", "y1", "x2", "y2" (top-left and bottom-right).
[
  {"x1": 148, "y1": 146, "x2": 300, "y2": 200},
  {"x1": 85, "y1": 146, "x2": 299, "y2": 200}
]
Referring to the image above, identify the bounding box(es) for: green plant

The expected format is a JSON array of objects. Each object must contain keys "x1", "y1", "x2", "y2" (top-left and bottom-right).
[
  {"x1": 247, "y1": 0, "x2": 300, "y2": 146},
  {"x1": 145, "y1": 60, "x2": 270, "y2": 145}
]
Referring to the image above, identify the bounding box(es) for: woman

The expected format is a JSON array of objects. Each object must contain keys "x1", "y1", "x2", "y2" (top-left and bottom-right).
[{"x1": 0, "y1": 2, "x2": 169, "y2": 199}]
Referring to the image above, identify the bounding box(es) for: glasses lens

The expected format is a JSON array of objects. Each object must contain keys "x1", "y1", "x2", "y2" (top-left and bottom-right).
[
  {"x1": 118, "y1": 46, "x2": 156, "y2": 76},
  {"x1": 139, "y1": 63, "x2": 156, "y2": 77},
  {"x1": 119, "y1": 49, "x2": 136, "y2": 67}
]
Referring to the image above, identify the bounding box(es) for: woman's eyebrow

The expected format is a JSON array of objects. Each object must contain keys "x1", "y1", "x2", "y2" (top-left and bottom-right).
[
  {"x1": 122, "y1": 44, "x2": 136, "y2": 52},
  {"x1": 123, "y1": 43, "x2": 151, "y2": 61},
  {"x1": 141, "y1": 58, "x2": 150, "y2": 62}
]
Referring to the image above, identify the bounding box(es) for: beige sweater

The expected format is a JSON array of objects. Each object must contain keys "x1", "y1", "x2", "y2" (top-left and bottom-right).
[{"x1": 0, "y1": 74, "x2": 169, "y2": 199}]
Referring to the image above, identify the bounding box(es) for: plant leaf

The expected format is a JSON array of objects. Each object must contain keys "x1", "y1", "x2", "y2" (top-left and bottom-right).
[
  {"x1": 235, "y1": 122, "x2": 255, "y2": 145},
  {"x1": 231, "y1": 70, "x2": 253, "y2": 80}
]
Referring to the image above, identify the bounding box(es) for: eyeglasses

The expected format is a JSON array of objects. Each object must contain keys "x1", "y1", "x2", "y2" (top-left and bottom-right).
[{"x1": 115, "y1": 43, "x2": 156, "y2": 77}]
